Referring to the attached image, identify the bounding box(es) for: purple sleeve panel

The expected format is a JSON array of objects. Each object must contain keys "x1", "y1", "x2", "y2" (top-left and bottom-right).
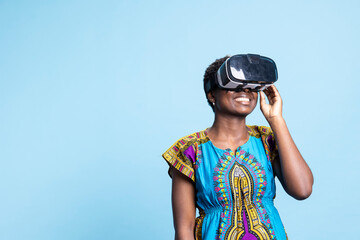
[{"x1": 183, "y1": 145, "x2": 196, "y2": 164}]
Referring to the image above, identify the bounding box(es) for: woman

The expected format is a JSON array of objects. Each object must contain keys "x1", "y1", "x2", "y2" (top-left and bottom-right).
[{"x1": 162, "y1": 56, "x2": 313, "y2": 240}]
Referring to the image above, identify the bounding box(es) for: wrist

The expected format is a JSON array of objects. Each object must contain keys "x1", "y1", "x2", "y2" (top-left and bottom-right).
[{"x1": 267, "y1": 116, "x2": 286, "y2": 129}]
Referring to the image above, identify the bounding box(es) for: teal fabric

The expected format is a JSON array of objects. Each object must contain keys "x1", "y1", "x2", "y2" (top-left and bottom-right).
[{"x1": 163, "y1": 126, "x2": 287, "y2": 240}]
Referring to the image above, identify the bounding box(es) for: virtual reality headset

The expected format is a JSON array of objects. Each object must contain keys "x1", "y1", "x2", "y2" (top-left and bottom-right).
[{"x1": 205, "y1": 54, "x2": 278, "y2": 93}]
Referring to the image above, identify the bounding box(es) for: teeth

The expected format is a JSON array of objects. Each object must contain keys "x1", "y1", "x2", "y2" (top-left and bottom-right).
[{"x1": 235, "y1": 97, "x2": 250, "y2": 102}]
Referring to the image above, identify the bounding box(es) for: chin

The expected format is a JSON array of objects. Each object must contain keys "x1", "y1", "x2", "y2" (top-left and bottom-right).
[{"x1": 234, "y1": 106, "x2": 256, "y2": 116}]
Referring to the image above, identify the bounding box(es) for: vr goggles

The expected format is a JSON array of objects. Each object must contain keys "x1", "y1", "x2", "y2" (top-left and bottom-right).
[{"x1": 205, "y1": 54, "x2": 278, "y2": 93}]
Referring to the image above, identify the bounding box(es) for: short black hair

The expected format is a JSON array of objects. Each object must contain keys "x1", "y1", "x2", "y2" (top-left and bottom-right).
[{"x1": 203, "y1": 56, "x2": 229, "y2": 111}]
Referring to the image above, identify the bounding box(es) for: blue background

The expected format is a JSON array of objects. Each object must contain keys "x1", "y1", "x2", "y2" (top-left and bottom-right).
[{"x1": 1, "y1": 1, "x2": 359, "y2": 239}]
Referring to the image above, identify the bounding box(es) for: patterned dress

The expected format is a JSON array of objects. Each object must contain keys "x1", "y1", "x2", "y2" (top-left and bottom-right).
[{"x1": 162, "y1": 126, "x2": 288, "y2": 240}]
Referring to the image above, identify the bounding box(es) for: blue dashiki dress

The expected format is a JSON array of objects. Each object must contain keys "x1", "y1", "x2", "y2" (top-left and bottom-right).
[{"x1": 162, "y1": 125, "x2": 288, "y2": 240}]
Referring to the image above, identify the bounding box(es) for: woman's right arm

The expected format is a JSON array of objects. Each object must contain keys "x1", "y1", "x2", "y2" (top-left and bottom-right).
[{"x1": 170, "y1": 166, "x2": 196, "y2": 240}]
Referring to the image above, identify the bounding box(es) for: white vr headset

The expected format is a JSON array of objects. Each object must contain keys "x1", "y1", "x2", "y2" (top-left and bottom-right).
[{"x1": 205, "y1": 54, "x2": 278, "y2": 93}]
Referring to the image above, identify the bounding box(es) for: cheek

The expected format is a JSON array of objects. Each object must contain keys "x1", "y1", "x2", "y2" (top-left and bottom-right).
[{"x1": 253, "y1": 93, "x2": 259, "y2": 105}]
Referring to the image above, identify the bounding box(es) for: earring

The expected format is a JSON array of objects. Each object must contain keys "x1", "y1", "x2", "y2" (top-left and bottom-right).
[{"x1": 212, "y1": 101, "x2": 215, "y2": 106}]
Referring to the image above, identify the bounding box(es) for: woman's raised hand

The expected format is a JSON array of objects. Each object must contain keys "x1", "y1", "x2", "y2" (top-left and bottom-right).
[
  {"x1": 260, "y1": 85, "x2": 313, "y2": 200},
  {"x1": 259, "y1": 85, "x2": 283, "y2": 123}
]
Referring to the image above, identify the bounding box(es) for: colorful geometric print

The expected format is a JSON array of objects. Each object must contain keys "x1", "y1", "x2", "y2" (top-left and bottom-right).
[
  {"x1": 226, "y1": 163, "x2": 271, "y2": 239},
  {"x1": 212, "y1": 147, "x2": 276, "y2": 240},
  {"x1": 162, "y1": 125, "x2": 286, "y2": 240},
  {"x1": 256, "y1": 126, "x2": 279, "y2": 164},
  {"x1": 162, "y1": 130, "x2": 209, "y2": 182},
  {"x1": 195, "y1": 208, "x2": 205, "y2": 240},
  {"x1": 162, "y1": 126, "x2": 276, "y2": 182}
]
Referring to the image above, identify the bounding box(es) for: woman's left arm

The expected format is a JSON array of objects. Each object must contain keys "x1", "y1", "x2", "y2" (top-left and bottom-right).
[{"x1": 260, "y1": 85, "x2": 313, "y2": 200}]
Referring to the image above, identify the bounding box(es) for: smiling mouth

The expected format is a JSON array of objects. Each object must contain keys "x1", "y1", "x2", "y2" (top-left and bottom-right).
[{"x1": 235, "y1": 97, "x2": 250, "y2": 102}]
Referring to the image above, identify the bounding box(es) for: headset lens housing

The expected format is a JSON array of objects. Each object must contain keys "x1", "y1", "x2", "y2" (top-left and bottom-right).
[{"x1": 214, "y1": 54, "x2": 278, "y2": 92}]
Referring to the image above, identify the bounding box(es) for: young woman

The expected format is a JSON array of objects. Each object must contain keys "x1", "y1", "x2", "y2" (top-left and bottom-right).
[{"x1": 162, "y1": 56, "x2": 313, "y2": 240}]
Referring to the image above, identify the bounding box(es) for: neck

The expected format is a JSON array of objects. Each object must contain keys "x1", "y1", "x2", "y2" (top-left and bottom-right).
[{"x1": 208, "y1": 113, "x2": 249, "y2": 142}]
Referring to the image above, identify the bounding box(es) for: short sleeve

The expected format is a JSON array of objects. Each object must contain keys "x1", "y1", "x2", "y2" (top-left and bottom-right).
[
  {"x1": 257, "y1": 126, "x2": 279, "y2": 164},
  {"x1": 162, "y1": 136, "x2": 196, "y2": 182}
]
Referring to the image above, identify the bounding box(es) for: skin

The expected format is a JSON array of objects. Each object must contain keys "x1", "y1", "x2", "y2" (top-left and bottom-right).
[{"x1": 170, "y1": 85, "x2": 314, "y2": 240}]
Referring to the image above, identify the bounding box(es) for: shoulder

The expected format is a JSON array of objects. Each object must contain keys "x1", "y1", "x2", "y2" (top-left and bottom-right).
[
  {"x1": 163, "y1": 130, "x2": 209, "y2": 159},
  {"x1": 162, "y1": 130, "x2": 209, "y2": 182},
  {"x1": 172, "y1": 130, "x2": 209, "y2": 148},
  {"x1": 247, "y1": 125, "x2": 274, "y2": 138},
  {"x1": 248, "y1": 125, "x2": 277, "y2": 151},
  {"x1": 248, "y1": 125, "x2": 278, "y2": 163}
]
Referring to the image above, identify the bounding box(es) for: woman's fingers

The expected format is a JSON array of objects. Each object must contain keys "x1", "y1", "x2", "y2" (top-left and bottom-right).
[
  {"x1": 259, "y1": 90, "x2": 267, "y2": 106},
  {"x1": 260, "y1": 85, "x2": 283, "y2": 123},
  {"x1": 259, "y1": 91, "x2": 270, "y2": 117},
  {"x1": 264, "y1": 85, "x2": 281, "y2": 105},
  {"x1": 272, "y1": 85, "x2": 280, "y2": 94},
  {"x1": 263, "y1": 88, "x2": 274, "y2": 105}
]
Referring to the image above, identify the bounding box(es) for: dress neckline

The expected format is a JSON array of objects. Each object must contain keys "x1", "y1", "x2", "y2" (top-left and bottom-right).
[{"x1": 203, "y1": 127, "x2": 252, "y2": 153}]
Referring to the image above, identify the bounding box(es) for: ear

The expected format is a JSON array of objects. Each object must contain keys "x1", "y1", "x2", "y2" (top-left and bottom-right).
[{"x1": 206, "y1": 91, "x2": 215, "y2": 103}]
